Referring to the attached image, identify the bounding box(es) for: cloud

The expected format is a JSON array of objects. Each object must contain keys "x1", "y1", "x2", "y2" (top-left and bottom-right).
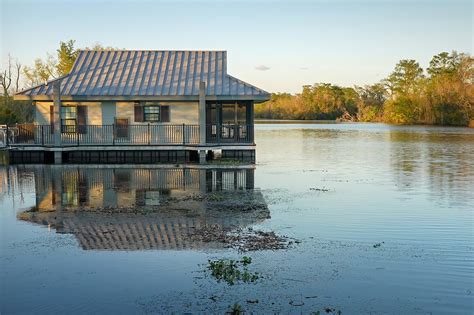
[{"x1": 255, "y1": 65, "x2": 270, "y2": 71}]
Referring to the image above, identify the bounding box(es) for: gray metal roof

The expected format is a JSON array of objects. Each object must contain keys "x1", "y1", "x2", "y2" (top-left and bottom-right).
[{"x1": 16, "y1": 50, "x2": 270, "y2": 101}]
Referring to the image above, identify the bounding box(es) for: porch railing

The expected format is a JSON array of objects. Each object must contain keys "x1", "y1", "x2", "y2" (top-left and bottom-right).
[
  {"x1": 4, "y1": 123, "x2": 254, "y2": 146},
  {"x1": 206, "y1": 124, "x2": 254, "y2": 144}
]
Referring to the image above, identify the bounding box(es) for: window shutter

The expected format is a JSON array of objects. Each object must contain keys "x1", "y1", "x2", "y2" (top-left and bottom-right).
[
  {"x1": 134, "y1": 104, "x2": 144, "y2": 122},
  {"x1": 50, "y1": 106, "x2": 54, "y2": 134},
  {"x1": 160, "y1": 106, "x2": 170, "y2": 123},
  {"x1": 77, "y1": 106, "x2": 87, "y2": 134}
]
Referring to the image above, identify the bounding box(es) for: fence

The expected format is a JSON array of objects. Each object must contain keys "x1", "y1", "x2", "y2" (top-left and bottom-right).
[{"x1": 6, "y1": 123, "x2": 253, "y2": 146}]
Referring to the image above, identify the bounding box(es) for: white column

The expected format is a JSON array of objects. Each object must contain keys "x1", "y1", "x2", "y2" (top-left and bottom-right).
[
  {"x1": 199, "y1": 81, "x2": 206, "y2": 145},
  {"x1": 198, "y1": 81, "x2": 207, "y2": 163},
  {"x1": 53, "y1": 81, "x2": 62, "y2": 164}
]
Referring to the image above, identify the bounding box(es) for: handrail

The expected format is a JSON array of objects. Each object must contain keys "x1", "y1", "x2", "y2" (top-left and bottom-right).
[
  {"x1": 5, "y1": 123, "x2": 254, "y2": 146},
  {"x1": 205, "y1": 124, "x2": 254, "y2": 144}
]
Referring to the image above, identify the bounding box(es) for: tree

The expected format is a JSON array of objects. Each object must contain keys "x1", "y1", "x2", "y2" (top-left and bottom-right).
[
  {"x1": 23, "y1": 39, "x2": 78, "y2": 87},
  {"x1": 386, "y1": 59, "x2": 424, "y2": 95},
  {"x1": 56, "y1": 40, "x2": 78, "y2": 76},
  {"x1": 426, "y1": 52, "x2": 473, "y2": 125},
  {"x1": 0, "y1": 55, "x2": 33, "y2": 124},
  {"x1": 1, "y1": 55, "x2": 22, "y2": 99},
  {"x1": 356, "y1": 83, "x2": 387, "y2": 121},
  {"x1": 23, "y1": 55, "x2": 57, "y2": 87},
  {"x1": 84, "y1": 42, "x2": 120, "y2": 51},
  {"x1": 427, "y1": 51, "x2": 462, "y2": 77},
  {"x1": 382, "y1": 60, "x2": 426, "y2": 124}
]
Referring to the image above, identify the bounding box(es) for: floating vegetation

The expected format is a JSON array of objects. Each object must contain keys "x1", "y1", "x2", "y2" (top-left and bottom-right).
[
  {"x1": 311, "y1": 308, "x2": 342, "y2": 315},
  {"x1": 226, "y1": 303, "x2": 244, "y2": 315},
  {"x1": 324, "y1": 307, "x2": 342, "y2": 314},
  {"x1": 207, "y1": 257, "x2": 259, "y2": 285},
  {"x1": 310, "y1": 187, "x2": 330, "y2": 192},
  {"x1": 373, "y1": 242, "x2": 385, "y2": 248},
  {"x1": 189, "y1": 225, "x2": 296, "y2": 252}
]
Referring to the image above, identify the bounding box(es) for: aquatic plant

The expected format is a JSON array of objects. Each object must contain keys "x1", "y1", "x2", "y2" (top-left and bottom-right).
[
  {"x1": 207, "y1": 257, "x2": 259, "y2": 285},
  {"x1": 373, "y1": 242, "x2": 385, "y2": 248},
  {"x1": 227, "y1": 303, "x2": 243, "y2": 314}
]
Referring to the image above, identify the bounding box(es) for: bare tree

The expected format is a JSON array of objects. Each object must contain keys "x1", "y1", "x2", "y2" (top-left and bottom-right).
[
  {"x1": 0, "y1": 54, "x2": 13, "y2": 99},
  {"x1": 15, "y1": 61, "x2": 21, "y2": 93},
  {"x1": 0, "y1": 54, "x2": 22, "y2": 96}
]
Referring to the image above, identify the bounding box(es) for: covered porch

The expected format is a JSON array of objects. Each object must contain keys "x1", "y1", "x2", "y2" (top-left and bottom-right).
[
  {"x1": 3, "y1": 100, "x2": 254, "y2": 147},
  {"x1": 3, "y1": 122, "x2": 254, "y2": 147}
]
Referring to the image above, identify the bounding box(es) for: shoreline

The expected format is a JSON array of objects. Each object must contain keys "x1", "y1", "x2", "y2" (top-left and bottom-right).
[{"x1": 255, "y1": 119, "x2": 474, "y2": 128}]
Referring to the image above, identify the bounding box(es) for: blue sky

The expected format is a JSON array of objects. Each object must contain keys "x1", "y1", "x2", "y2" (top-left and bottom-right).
[{"x1": 1, "y1": 0, "x2": 472, "y2": 93}]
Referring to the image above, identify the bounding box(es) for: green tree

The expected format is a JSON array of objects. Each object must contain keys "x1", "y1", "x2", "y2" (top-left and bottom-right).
[
  {"x1": 356, "y1": 83, "x2": 387, "y2": 121},
  {"x1": 23, "y1": 39, "x2": 78, "y2": 86},
  {"x1": 84, "y1": 42, "x2": 120, "y2": 51},
  {"x1": 23, "y1": 55, "x2": 57, "y2": 87},
  {"x1": 426, "y1": 52, "x2": 473, "y2": 125},
  {"x1": 427, "y1": 51, "x2": 462, "y2": 77},
  {"x1": 383, "y1": 60, "x2": 425, "y2": 124},
  {"x1": 386, "y1": 59, "x2": 424, "y2": 95},
  {"x1": 56, "y1": 40, "x2": 78, "y2": 76}
]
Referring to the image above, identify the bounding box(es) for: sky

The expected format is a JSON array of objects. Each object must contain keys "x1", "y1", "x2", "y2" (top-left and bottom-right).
[{"x1": 1, "y1": 0, "x2": 472, "y2": 93}]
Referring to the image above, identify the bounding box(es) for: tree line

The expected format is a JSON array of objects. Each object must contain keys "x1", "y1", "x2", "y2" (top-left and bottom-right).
[
  {"x1": 1, "y1": 43, "x2": 472, "y2": 126},
  {"x1": 256, "y1": 51, "x2": 473, "y2": 126}
]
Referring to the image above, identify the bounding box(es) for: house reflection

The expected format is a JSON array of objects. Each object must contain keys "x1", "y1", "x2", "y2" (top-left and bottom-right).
[{"x1": 18, "y1": 166, "x2": 268, "y2": 251}]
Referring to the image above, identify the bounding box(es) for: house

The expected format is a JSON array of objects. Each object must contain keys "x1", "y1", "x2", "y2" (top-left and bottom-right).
[{"x1": 12, "y1": 50, "x2": 270, "y2": 164}]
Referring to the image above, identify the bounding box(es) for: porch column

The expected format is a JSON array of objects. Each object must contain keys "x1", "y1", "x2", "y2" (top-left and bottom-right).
[
  {"x1": 53, "y1": 81, "x2": 62, "y2": 164},
  {"x1": 199, "y1": 81, "x2": 206, "y2": 163},
  {"x1": 249, "y1": 101, "x2": 255, "y2": 143},
  {"x1": 199, "y1": 81, "x2": 206, "y2": 144}
]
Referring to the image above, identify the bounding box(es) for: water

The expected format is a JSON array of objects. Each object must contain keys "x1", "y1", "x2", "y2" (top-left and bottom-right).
[{"x1": 1, "y1": 123, "x2": 473, "y2": 314}]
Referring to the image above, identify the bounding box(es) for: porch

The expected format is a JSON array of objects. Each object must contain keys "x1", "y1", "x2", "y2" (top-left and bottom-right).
[{"x1": 2, "y1": 123, "x2": 254, "y2": 147}]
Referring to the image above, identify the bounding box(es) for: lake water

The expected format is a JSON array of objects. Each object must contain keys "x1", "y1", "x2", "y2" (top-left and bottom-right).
[{"x1": 1, "y1": 123, "x2": 473, "y2": 314}]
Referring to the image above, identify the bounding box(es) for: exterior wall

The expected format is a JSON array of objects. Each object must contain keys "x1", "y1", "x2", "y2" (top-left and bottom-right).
[
  {"x1": 115, "y1": 102, "x2": 135, "y2": 123},
  {"x1": 35, "y1": 101, "x2": 198, "y2": 125},
  {"x1": 167, "y1": 102, "x2": 199, "y2": 124},
  {"x1": 114, "y1": 102, "x2": 199, "y2": 143},
  {"x1": 35, "y1": 102, "x2": 52, "y2": 125},
  {"x1": 116, "y1": 102, "x2": 199, "y2": 125},
  {"x1": 35, "y1": 101, "x2": 102, "y2": 125}
]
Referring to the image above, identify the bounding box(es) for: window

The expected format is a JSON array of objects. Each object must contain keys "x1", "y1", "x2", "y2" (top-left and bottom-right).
[
  {"x1": 61, "y1": 106, "x2": 77, "y2": 133},
  {"x1": 144, "y1": 105, "x2": 160, "y2": 122},
  {"x1": 135, "y1": 103, "x2": 170, "y2": 123}
]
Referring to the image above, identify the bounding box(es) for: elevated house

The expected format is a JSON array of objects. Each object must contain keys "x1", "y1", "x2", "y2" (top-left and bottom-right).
[{"x1": 11, "y1": 50, "x2": 270, "y2": 164}]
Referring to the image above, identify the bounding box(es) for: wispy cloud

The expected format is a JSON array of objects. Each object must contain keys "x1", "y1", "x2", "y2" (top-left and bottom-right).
[{"x1": 255, "y1": 65, "x2": 270, "y2": 71}]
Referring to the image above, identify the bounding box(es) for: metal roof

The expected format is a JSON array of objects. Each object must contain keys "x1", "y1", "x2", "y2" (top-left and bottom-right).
[{"x1": 15, "y1": 50, "x2": 270, "y2": 101}]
